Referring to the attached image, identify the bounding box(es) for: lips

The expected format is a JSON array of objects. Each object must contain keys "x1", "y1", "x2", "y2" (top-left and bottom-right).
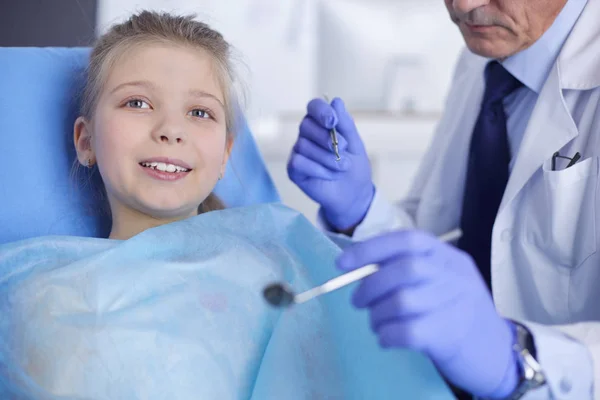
[
  {"x1": 463, "y1": 22, "x2": 497, "y2": 33},
  {"x1": 138, "y1": 157, "x2": 194, "y2": 182}
]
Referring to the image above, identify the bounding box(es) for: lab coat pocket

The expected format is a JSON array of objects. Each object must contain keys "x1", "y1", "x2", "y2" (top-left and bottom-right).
[{"x1": 536, "y1": 156, "x2": 598, "y2": 269}]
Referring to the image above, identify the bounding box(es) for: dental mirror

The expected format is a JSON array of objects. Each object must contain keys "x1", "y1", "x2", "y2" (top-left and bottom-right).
[{"x1": 263, "y1": 228, "x2": 462, "y2": 308}]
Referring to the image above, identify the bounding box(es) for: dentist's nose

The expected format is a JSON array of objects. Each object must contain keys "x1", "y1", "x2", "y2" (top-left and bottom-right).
[{"x1": 450, "y1": 0, "x2": 490, "y2": 15}]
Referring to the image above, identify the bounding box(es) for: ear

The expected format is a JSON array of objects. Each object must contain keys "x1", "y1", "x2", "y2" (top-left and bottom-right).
[
  {"x1": 220, "y1": 135, "x2": 234, "y2": 177},
  {"x1": 73, "y1": 116, "x2": 95, "y2": 166}
]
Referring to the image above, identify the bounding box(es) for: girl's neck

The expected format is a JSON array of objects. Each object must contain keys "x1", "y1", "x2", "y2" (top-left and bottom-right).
[{"x1": 108, "y1": 201, "x2": 197, "y2": 240}]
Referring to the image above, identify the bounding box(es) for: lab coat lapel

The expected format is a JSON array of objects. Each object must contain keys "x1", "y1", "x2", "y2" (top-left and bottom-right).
[
  {"x1": 499, "y1": 0, "x2": 600, "y2": 212},
  {"x1": 558, "y1": 0, "x2": 600, "y2": 91},
  {"x1": 499, "y1": 63, "x2": 578, "y2": 214}
]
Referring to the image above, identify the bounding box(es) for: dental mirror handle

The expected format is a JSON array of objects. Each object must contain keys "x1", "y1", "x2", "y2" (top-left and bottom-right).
[{"x1": 294, "y1": 228, "x2": 463, "y2": 304}]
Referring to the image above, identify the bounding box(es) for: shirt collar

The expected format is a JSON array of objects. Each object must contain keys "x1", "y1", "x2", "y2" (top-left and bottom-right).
[{"x1": 501, "y1": 0, "x2": 588, "y2": 94}]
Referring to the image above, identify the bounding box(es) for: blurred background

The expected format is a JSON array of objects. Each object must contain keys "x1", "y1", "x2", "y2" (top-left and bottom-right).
[{"x1": 1, "y1": 0, "x2": 465, "y2": 223}]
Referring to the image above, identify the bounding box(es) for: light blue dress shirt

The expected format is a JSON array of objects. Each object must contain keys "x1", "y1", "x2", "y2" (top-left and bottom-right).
[{"x1": 502, "y1": 0, "x2": 588, "y2": 171}]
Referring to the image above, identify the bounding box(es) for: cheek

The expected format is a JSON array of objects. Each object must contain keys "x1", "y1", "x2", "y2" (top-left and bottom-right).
[
  {"x1": 93, "y1": 114, "x2": 141, "y2": 162},
  {"x1": 497, "y1": 1, "x2": 536, "y2": 34},
  {"x1": 193, "y1": 129, "x2": 229, "y2": 170},
  {"x1": 92, "y1": 114, "x2": 144, "y2": 188}
]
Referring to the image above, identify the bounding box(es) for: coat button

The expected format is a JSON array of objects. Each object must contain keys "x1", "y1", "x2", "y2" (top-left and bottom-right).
[
  {"x1": 560, "y1": 378, "x2": 572, "y2": 393},
  {"x1": 500, "y1": 229, "x2": 513, "y2": 242}
]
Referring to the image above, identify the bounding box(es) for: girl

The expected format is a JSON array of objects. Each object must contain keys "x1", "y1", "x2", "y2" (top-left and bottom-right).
[{"x1": 73, "y1": 10, "x2": 237, "y2": 239}]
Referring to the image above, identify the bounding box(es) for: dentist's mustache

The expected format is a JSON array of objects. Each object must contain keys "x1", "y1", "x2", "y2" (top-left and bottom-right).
[{"x1": 456, "y1": 8, "x2": 508, "y2": 29}]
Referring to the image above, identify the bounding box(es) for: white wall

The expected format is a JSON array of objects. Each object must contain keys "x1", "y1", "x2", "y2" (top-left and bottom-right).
[{"x1": 316, "y1": 0, "x2": 464, "y2": 113}]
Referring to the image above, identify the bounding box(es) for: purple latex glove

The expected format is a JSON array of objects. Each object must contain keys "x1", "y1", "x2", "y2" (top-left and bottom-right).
[
  {"x1": 336, "y1": 229, "x2": 520, "y2": 399},
  {"x1": 287, "y1": 97, "x2": 375, "y2": 231}
]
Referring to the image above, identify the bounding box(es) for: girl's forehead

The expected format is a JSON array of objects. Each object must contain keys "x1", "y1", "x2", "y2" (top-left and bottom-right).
[{"x1": 103, "y1": 44, "x2": 224, "y2": 101}]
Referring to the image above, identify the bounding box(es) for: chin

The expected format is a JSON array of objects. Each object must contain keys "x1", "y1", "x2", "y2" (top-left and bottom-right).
[
  {"x1": 462, "y1": 33, "x2": 517, "y2": 60},
  {"x1": 138, "y1": 200, "x2": 198, "y2": 221},
  {"x1": 149, "y1": 208, "x2": 197, "y2": 220}
]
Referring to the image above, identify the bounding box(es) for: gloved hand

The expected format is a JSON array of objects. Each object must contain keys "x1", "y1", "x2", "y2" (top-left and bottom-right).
[
  {"x1": 336, "y1": 229, "x2": 520, "y2": 399},
  {"x1": 287, "y1": 97, "x2": 375, "y2": 231}
]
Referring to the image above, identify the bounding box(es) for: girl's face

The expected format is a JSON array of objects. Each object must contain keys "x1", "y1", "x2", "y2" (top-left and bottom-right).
[{"x1": 75, "y1": 43, "x2": 231, "y2": 233}]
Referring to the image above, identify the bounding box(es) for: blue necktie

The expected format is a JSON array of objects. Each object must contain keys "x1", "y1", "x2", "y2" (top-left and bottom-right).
[{"x1": 457, "y1": 61, "x2": 523, "y2": 292}]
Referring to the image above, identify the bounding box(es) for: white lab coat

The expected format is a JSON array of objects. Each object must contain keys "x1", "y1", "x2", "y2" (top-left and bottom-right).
[{"x1": 350, "y1": 0, "x2": 600, "y2": 398}]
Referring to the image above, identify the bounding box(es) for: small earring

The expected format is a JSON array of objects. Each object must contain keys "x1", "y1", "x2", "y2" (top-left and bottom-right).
[
  {"x1": 85, "y1": 159, "x2": 91, "y2": 168},
  {"x1": 218, "y1": 172, "x2": 223, "y2": 180}
]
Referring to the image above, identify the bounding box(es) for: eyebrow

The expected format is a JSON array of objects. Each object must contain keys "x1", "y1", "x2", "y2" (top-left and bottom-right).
[
  {"x1": 188, "y1": 89, "x2": 224, "y2": 108},
  {"x1": 110, "y1": 80, "x2": 156, "y2": 95},
  {"x1": 110, "y1": 80, "x2": 224, "y2": 107}
]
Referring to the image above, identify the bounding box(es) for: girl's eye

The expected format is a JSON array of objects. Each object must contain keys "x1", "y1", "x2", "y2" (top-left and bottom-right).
[
  {"x1": 189, "y1": 109, "x2": 210, "y2": 119},
  {"x1": 125, "y1": 99, "x2": 150, "y2": 109}
]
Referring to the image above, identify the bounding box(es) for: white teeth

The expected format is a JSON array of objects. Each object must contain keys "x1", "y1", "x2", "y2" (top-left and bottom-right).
[{"x1": 141, "y1": 162, "x2": 189, "y2": 172}]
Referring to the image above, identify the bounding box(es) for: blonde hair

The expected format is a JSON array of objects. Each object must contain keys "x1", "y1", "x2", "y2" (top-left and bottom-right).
[{"x1": 80, "y1": 10, "x2": 244, "y2": 212}]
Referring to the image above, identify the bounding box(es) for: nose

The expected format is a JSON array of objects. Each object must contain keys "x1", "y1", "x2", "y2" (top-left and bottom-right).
[
  {"x1": 152, "y1": 114, "x2": 186, "y2": 144},
  {"x1": 158, "y1": 132, "x2": 184, "y2": 144},
  {"x1": 450, "y1": 0, "x2": 490, "y2": 15}
]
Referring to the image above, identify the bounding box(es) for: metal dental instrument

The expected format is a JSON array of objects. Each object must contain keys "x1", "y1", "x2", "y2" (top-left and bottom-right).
[
  {"x1": 263, "y1": 228, "x2": 463, "y2": 308},
  {"x1": 323, "y1": 94, "x2": 341, "y2": 161}
]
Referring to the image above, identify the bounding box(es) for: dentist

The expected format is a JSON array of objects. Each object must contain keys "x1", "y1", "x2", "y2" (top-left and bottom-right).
[{"x1": 288, "y1": 0, "x2": 600, "y2": 398}]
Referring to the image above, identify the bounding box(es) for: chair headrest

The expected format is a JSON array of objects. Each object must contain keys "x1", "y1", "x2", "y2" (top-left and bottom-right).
[{"x1": 0, "y1": 47, "x2": 279, "y2": 244}]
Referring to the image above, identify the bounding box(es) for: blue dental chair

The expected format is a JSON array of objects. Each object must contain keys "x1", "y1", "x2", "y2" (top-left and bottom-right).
[{"x1": 0, "y1": 47, "x2": 280, "y2": 245}]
